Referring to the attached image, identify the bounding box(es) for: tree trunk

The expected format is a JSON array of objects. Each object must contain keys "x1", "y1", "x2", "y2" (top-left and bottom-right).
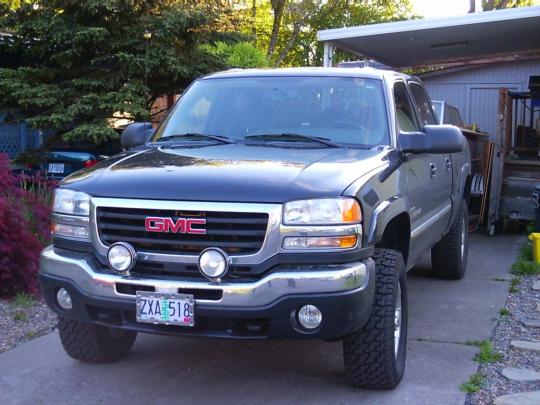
[
  {"x1": 251, "y1": 0, "x2": 257, "y2": 39},
  {"x1": 468, "y1": 0, "x2": 475, "y2": 12},
  {"x1": 275, "y1": 23, "x2": 301, "y2": 66},
  {"x1": 267, "y1": 0, "x2": 286, "y2": 59}
]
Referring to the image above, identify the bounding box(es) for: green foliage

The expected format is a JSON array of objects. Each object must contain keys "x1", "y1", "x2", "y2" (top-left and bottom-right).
[
  {"x1": 511, "y1": 260, "x2": 540, "y2": 276},
  {"x1": 482, "y1": 0, "x2": 536, "y2": 11},
  {"x1": 460, "y1": 372, "x2": 484, "y2": 394},
  {"x1": 202, "y1": 41, "x2": 269, "y2": 68},
  {"x1": 13, "y1": 310, "x2": 27, "y2": 321},
  {"x1": 11, "y1": 292, "x2": 34, "y2": 308},
  {"x1": 473, "y1": 341, "x2": 503, "y2": 364},
  {"x1": 25, "y1": 330, "x2": 36, "y2": 339},
  {"x1": 519, "y1": 242, "x2": 533, "y2": 261},
  {"x1": 510, "y1": 277, "x2": 521, "y2": 293},
  {"x1": 511, "y1": 241, "x2": 540, "y2": 276},
  {"x1": 238, "y1": 0, "x2": 415, "y2": 67},
  {"x1": 499, "y1": 307, "x2": 510, "y2": 316},
  {"x1": 0, "y1": 0, "x2": 235, "y2": 142}
]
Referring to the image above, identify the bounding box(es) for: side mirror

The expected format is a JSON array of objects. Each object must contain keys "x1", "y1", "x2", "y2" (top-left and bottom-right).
[
  {"x1": 121, "y1": 122, "x2": 154, "y2": 150},
  {"x1": 398, "y1": 125, "x2": 465, "y2": 154}
]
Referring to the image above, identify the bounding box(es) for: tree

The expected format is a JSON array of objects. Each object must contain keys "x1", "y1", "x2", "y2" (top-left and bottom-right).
[
  {"x1": 0, "y1": 1, "x2": 237, "y2": 142},
  {"x1": 245, "y1": 0, "x2": 414, "y2": 67},
  {"x1": 267, "y1": 0, "x2": 286, "y2": 58},
  {"x1": 468, "y1": 0, "x2": 536, "y2": 12},
  {"x1": 482, "y1": 0, "x2": 535, "y2": 10},
  {"x1": 202, "y1": 41, "x2": 269, "y2": 68}
]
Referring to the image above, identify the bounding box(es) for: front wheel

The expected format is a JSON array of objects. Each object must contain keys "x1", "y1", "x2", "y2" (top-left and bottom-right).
[
  {"x1": 58, "y1": 317, "x2": 137, "y2": 363},
  {"x1": 342, "y1": 248, "x2": 408, "y2": 389}
]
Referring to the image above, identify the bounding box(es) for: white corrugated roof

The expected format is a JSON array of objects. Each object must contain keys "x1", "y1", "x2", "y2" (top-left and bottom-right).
[{"x1": 318, "y1": 6, "x2": 540, "y2": 68}]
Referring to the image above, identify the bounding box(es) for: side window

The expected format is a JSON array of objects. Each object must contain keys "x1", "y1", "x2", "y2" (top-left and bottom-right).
[
  {"x1": 409, "y1": 82, "x2": 437, "y2": 126},
  {"x1": 393, "y1": 82, "x2": 419, "y2": 132}
]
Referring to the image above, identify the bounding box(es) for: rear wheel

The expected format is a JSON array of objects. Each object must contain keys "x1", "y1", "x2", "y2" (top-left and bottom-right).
[
  {"x1": 431, "y1": 203, "x2": 469, "y2": 279},
  {"x1": 342, "y1": 248, "x2": 408, "y2": 389},
  {"x1": 58, "y1": 317, "x2": 137, "y2": 363}
]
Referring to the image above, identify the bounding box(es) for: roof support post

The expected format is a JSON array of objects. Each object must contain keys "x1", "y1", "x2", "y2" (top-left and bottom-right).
[{"x1": 323, "y1": 42, "x2": 334, "y2": 67}]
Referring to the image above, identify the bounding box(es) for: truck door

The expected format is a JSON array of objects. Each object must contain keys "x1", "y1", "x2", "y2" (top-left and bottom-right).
[
  {"x1": 408, "y1": 81, "x2": 453, "y2": 238},
  {"x1": 393, "y1": 81, "x2": 434, "y2": 263}
]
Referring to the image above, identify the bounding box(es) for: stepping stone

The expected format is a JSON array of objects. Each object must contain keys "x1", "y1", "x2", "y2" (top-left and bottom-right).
[
  {"x1": 511, "y1": 340, "x2": 540, "y2": 353},
  {"x1": 533, "y1": 280, "x2": 540, "y2": 291},
  {"x1": 502, "y1": 367, "x2": 540, "y2": 382},
  {"x1": 494, "y1": 391, "x2": 540, "y2": 405},
  {"x1": 522, "y1": 318, "x2": 540, "y2": 328}
]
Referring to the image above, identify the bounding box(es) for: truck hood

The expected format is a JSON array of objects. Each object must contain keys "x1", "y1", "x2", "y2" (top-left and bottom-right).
[{"x1": 61, "y1": 143, "x2": 387, "y2": 203}]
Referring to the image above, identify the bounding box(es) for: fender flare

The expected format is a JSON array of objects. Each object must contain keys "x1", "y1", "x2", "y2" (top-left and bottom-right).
[{"x1": 366, "y1": 196, "x2": 409, "y2": 245}]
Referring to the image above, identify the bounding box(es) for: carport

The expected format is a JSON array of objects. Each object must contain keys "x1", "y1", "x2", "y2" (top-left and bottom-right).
[
  {"x1": 318, "y1": 6, "x2": 540, "y2": 234},
  {"x1": 317, "y1": 6, "x2": 540, "y2": 69}
]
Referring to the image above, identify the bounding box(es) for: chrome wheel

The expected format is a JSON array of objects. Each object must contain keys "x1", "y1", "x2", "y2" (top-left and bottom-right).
[{"x1": 394, "y1": 282, "x2": 402, "y2": 357}]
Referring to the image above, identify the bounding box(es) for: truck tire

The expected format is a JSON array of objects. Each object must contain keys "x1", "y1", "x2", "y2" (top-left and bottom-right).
[
  {"x1": 342, "y1": 249, "x2": 407, "y2": 389},
  {"x1": 431, "y1": 203, "x2": 469, "y2": 279},
  {"x1": 58, "y1": 317, "x2": 137, "y2": 363}
]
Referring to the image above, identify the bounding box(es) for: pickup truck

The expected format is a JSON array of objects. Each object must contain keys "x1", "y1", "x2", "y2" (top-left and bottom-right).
[{"x1": 40, "y1": 68, "x2": 471, "y2": 389}]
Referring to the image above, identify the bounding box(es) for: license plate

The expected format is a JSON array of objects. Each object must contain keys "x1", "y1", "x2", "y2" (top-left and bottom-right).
[
  {"x1": 48, "y1": 163, "x2": 65, "y2": 174},
  {"x1": 136, "y1": 292, "x2": 195, "y2": 327}
]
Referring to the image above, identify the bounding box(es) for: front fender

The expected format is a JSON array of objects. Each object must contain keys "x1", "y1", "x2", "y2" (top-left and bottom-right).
[{"x1": 365, "y1": 196, "x2": 409, "y2": 245}]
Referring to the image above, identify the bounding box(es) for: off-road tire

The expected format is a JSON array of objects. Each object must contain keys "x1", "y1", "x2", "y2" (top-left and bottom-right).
[
  {"x1": 431, "y1": 203, "x2": 469, "y2": 279},
  {"x1": 342, "y1": 248, "x2": 408, "y2": 390},
  {"x1": 58, "y1": 317, "x2": 137, "y2": 363}
]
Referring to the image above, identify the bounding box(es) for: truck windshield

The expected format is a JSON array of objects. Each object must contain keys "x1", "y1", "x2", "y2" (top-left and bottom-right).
[{"x1": 154, "y1": 76, "x2": 389, "y2": 147}]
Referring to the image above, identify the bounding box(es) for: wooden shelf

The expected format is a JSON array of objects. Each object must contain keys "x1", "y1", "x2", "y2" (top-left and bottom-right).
[{"x1": 505, "y1": 159, "x2": 540, "y2": 166}]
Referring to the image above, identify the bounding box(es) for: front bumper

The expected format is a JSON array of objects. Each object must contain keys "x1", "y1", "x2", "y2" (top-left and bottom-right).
[{"x1": 39, "y1": 246, "x2": 375, "y2": 340}]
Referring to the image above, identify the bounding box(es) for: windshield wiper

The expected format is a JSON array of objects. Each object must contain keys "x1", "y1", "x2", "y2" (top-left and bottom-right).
[
  {"x1": 154, "y1": 133, "x2": 235, "y2": 145},
  {"x1": 245, "y1": 133, "x2": 342, "y2": 148}
]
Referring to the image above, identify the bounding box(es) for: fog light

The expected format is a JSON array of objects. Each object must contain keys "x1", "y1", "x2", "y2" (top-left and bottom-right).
[
  {"x1": 56, "y1": 288, "x2": 72, "y2": 310},
  {"x1": 297, "y1": 305, "x2": 322, "y2": 330},
  {"x1": 107, "y1": 242, "x2": 136, "y2": 274},
  {"x1": 198, "y1": 248, "x2": 228, "y2": 280}
]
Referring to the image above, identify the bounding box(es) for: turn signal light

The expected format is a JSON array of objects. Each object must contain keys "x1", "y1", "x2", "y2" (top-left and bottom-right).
[{"x1": 282, "y1": 235, "x2": 358, "y2": 250}]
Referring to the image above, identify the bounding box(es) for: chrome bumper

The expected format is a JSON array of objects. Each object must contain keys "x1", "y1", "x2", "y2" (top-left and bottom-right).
[{"x1": 40, "y1": 246, "x2": 374, "y2": 307}]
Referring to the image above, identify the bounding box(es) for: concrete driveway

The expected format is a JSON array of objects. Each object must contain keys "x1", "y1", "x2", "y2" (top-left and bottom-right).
[{"x1": 0, "y1": 234, "x2": 523, "y2": 405}]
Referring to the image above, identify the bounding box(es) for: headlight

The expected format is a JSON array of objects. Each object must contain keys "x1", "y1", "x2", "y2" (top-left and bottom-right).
[
  {"x1": 283, "y1": 198, "x2": 361, "y2": 225},
  {"x1": 53, "y1": 188, "x2": 90, "y2": 216},
  {"x1": 52, "y1": 189, "x2": 91, "y2": 240}
]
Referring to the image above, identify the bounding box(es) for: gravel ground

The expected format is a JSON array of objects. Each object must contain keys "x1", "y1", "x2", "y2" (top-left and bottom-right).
[
  {"x1": 469, "y1": 275, "x2": 540, "y2": 404},
  {"x1": 0, "y1": 297, "x2": 57, "y2": 353}
]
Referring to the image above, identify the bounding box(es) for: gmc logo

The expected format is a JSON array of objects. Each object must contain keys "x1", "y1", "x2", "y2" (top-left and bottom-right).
[{"x1": 145, "y1": 217, "x2": 206, "y2": 234}]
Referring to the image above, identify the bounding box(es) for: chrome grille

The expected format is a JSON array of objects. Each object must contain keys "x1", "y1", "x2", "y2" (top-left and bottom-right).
[{"x1": 96, "y1": 207, "x2": 269, "y2": 255}]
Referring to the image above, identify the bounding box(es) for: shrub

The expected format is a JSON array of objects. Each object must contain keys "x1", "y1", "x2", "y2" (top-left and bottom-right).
[
  {"x1": 202, "y1": 41, "x2": 269, "y2": 68},
  {"x1": 0, "y1": 153, "x2": 56, "y2": 298}
]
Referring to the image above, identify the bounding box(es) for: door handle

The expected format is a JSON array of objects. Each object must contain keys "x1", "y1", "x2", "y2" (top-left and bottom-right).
[
  {"x1": 429, "y1": 163, "x2": 437, "y2": 178},
  {"x1": 445, "y1": 157, "x2": 452, "y2": 171}
]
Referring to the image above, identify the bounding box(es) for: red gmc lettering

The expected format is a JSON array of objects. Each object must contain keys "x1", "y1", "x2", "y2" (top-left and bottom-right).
[{"x1": 144, "y1": 217, "x2": 206, "y2": 234}]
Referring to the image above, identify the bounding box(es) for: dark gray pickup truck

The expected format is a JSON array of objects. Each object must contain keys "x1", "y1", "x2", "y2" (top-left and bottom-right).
[{"x1": 40, "y1": 67, "x2": 471, "y2": 389}]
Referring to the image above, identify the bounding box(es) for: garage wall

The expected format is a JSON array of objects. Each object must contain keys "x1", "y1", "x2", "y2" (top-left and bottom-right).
[{"x1": 421, "y1": 59, "x2": 540, "y2": 139}]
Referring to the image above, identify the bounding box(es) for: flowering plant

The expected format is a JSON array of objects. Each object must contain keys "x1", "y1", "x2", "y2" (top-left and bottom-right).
[{"x1": 0, "y1": 153, "x2": 57, "y2": 297}]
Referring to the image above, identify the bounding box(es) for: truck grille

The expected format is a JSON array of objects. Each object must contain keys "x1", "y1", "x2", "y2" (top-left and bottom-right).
[{"x1": 96, "y1": 207, "x2": 269, "y2": 255}]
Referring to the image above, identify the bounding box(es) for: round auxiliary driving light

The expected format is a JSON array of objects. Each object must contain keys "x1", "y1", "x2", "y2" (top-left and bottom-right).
[
  {"x1": 297, "y1": 305, "x2": 322, "y2": 330},
  {"x1": 107, "y1": 242, "x2": 136, "y2": 273},
  {"x1": 56, "y1": 288, "x2": 73, "y2": 310},
  {"x1": 198, "y1": 248, "x2": 228, "y2": 280}
]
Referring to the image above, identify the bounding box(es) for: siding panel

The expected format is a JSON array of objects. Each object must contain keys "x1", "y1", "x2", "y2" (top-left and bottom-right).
[{"x1": 422, "y1": 59, "x2": 540, "y2": 138}]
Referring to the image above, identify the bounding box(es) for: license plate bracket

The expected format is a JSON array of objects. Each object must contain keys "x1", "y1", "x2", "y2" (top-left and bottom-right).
[{"x1": 136, "y1": 291, "x2": 195, "y2": 327}]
